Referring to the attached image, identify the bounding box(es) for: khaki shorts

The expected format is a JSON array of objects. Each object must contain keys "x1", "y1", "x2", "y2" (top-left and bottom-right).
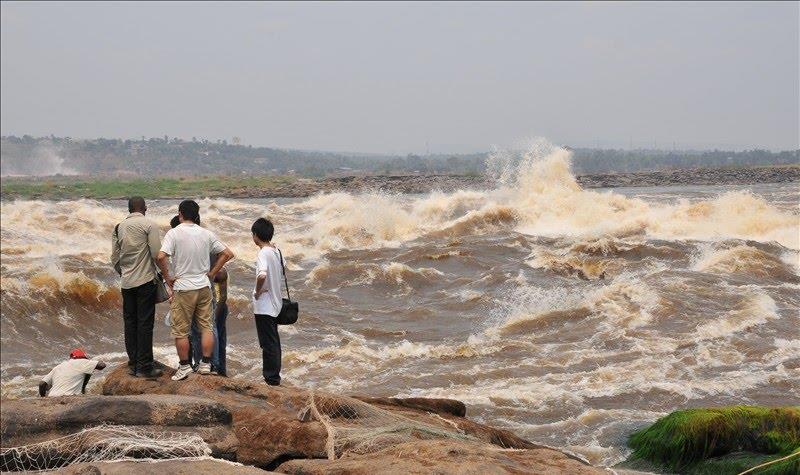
[{"x1": 170, "y1": 287, "x2": 213, "y2": 338}]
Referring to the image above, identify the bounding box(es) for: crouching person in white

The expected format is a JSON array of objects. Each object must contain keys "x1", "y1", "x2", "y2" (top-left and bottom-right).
[{"x1": 39, "y1": 348, "x2": 107, "y2": 397}]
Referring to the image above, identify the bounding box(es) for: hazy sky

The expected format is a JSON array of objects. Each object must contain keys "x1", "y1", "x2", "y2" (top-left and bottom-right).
[{"x1": 2, "y1": 2, "x2": 798, "y2": 153}]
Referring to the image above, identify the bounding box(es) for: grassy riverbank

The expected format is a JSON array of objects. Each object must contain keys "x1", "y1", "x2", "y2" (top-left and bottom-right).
[{"x1": 1, "y1": 175, "x2": 297, "y2": 200}]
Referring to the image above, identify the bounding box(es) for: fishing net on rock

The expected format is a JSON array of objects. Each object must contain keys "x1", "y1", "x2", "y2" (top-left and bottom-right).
[
  {"x1": 0, "y1": 424, "x2": 211, "y2": 472},
  {"x1": 304, "y1": 391, "x2": 477, "y2": 459}
]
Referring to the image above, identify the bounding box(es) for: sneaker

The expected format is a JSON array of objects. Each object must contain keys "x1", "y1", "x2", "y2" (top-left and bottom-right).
[
  {"x1": 171, "y1": 364, "x2": 193, "y2": 381},
  {"x1": 198, "y1": 362, "x2": 211, "y2": 375}
]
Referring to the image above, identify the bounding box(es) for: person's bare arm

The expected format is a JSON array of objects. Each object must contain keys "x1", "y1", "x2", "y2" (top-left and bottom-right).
[
  {"x1": 38, "y1": 381, "x2": 49, "y2": 397},
  {"x1": 80, "y1": 361, "x2": 105, "y2": 394},
  {"x1": 208, "y1": 248, "x2": 234, "y2": 280},
  {"x1": 213, "y1": 267, "x2": 227, "y2": 283},
  {"x1": 255, "y1": 272, "x2": 267, "y2": 297},
  {"x1": 156, "y1": 251, "x2": 174, "y2": 288}
]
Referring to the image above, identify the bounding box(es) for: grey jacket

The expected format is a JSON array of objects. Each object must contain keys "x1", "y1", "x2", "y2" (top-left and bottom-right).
[{"x1": 110, "y1": 213, "x2": 162, "y2": 289}]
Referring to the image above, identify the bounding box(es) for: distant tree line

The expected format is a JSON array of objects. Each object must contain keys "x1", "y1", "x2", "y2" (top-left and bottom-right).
[
  {"x1": 570, "y1": 147, "x2": 799, "y2": 173},
  {"x1": 1, "y1": 135, "x2": 797, "y2": 177}
]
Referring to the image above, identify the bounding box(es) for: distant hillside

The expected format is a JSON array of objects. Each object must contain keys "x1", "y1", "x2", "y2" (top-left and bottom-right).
[{"x1": 1, "y1": 135, "x2": 797, "y2": 177}]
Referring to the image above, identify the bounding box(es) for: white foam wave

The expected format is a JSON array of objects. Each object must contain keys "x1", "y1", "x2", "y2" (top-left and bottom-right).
[{"x1": 694, "y1": 291, "x2": 778, "y2": 340}]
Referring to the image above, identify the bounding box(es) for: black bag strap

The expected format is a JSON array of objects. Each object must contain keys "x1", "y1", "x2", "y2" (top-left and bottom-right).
[
  {"x1": 113, "y1": 223, "x2": 122, "y2": 276},
  {"x1": 277, "y1": 248, "x2": 290, "y2": 301}
]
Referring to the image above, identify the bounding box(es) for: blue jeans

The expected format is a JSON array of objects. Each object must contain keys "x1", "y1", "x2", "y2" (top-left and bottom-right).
[
  {"x1": 215, "y1": 303, "x2": 228, "y2": 376},
  {"x1": 190, "y1": 314, "x2": 219, "y2": 370}
]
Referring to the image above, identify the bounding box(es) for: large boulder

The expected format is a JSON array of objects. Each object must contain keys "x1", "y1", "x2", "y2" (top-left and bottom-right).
[
  {"x1": 100, "y1": 363, "x2": 593, "y2": 472},
  {"x1": 277, "y1": 439, "x2": 606, "y2": 475},
  {"x1": 101, "y1": 363, "x2": 329, "y2": 468}
]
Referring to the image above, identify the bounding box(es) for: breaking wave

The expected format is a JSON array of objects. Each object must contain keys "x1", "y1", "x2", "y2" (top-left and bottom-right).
[
  {"x1": 693, "y1": 245, "x2": 799, "y2": 282},
  {"x1": 2, "y1": 266, "x2": 119, "y2": 309},
  {"x1": 306, "y1": 261, "x2": 444, "y2": 290},
  {"x1": 694, "y1": 291, "x2": 779, "y2": 340},
  {"x1": 285, "y1": 139, "x2": 799, "y2": 252},
  {"x1": 527, "y1": 250, "x2": 613, "y2": 280}
]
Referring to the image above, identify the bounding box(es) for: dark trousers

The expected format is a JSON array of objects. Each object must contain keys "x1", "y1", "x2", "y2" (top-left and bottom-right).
[
  {"x1": 121, "y1": 281, "x2": 156, "y2": 372},
  {"x1": 216, "y1": 303, "x2": 228, "y2": 375},
  {"x1": 254, "y1": 314, "x2": 280, "y2": 385}
]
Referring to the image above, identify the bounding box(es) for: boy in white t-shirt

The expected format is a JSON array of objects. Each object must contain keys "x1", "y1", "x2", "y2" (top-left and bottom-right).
[
  {"x1": 39, "y1": 349, "x2": 107, "y2": 397},
  {"x1": 251, "y1": 217, "x2": 285, "y2": 386}
]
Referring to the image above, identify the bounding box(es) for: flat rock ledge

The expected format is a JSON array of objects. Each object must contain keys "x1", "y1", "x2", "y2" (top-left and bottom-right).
[
  {"x1": 278, "y1": 439, "x2": 603, "y2": 475},
  {"x1": 0, "y1": 363, "x2": 606, "y2": 474}
]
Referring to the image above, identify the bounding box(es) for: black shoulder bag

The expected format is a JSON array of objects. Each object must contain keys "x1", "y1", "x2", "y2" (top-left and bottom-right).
[{"x1": 276, "y1": 248, "x2": 299, "y2": 325}]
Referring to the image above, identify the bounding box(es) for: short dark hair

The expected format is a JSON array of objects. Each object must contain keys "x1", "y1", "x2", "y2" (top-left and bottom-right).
[
  {"x1": 178, "y1": 200, "x2": 200, "y2": 225},
  {"x1": 128, "y1": 196, "x2": 146, "y2": 213},
  {"x1": 251, "y1": 218, "x2": 274, "y2": 243},
  {"x1": 170, "y1": 215, "x2": 180, "y2": 228}
]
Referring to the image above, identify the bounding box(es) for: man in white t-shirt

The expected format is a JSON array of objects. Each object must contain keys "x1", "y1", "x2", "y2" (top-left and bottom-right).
[
  {"x1": 157, "y1": 200, "x2": 234, "y2": 381},
  {"x1": 39, "y1": 349, "x2": 107, "y2": 397},
  {"x1": 251, "y1": 217, "x2": 285, "y2": 386}
]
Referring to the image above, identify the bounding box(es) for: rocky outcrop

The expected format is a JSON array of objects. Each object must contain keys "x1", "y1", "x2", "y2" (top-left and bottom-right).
[
  {"x1": 277, "y1": 439, "x2": 605, "y2": 475},
  {"x1": 54, "y1": 459, "x2": 274, "y2": 474},
  {"x1": 100, "y1": 363, "x2": 329, "y2": 468},
  {"x1": 1, "y1": 363, "x2": 607, "y2": 473},
  {"x1": 99, "y1": 363, "x2": 602, "y2": 472},
  {"x1": 575, "y1": 165, "x2": 800, "y2": 189},
  {"x1": 0, "y1": 394, "x2": 237, "y2": 462},
  {"x1": 263, "y1": 175, "x2": 491, "y2": 197}
]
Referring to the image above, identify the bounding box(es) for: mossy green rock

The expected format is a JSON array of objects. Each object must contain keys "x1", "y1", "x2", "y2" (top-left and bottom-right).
[{"x1": 623, "y1": 406, "x2": 800, "y2": 474}]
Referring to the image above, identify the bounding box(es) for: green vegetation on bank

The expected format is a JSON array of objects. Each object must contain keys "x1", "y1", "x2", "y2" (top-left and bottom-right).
[
  {"x1": 0, "y1": 175, "x2": 296, "y2": 200},
  {"x1": 624, "y1": 406, "x2": 800, "y2": 474}
]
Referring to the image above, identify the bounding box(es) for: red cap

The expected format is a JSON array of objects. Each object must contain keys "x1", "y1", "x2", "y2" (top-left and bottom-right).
[{"x1": 70, "y1": 348, "x2": 87, "y2": 359}]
